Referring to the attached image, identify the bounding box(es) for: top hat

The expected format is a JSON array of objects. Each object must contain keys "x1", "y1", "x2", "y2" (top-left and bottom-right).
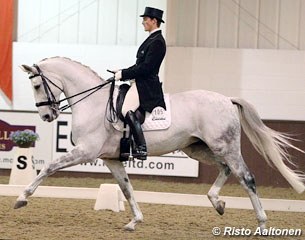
[{"x1": 140, "y1": 7, "x2": 165, "y2": 23}]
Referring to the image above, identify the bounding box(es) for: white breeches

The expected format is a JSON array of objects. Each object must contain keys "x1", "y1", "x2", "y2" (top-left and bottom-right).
[{"x1": 122, "y1": 82, "x2": 140, "y2": 117}]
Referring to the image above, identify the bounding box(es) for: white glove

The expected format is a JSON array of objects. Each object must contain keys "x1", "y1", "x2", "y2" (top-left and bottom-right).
[{"x1": 114, "y1": 70, "x2": 122, "y2": 81}]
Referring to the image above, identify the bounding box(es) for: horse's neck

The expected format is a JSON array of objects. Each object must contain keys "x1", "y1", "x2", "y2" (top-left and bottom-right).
[
  {"x1": 44, "y1": 61, "x2": 109, "y2": 109},
  {"x1": 61, "y1": 67, "x2": 102, "y2": 97}
]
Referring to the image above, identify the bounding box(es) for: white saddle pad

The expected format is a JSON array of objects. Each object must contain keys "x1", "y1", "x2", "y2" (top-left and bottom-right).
[{"x1": 112, "y1": 92, "x2": 171, "y2": 132}]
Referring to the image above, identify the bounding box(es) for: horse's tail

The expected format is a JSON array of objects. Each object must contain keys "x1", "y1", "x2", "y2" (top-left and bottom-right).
[{"x1": 231, "y1": 97, "x2": 305, "y2": 193}]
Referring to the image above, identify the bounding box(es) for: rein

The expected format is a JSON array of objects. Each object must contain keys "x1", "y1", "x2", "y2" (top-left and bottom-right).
[{"x1": 30, "y1": 64, "x2": 114, "y2": 111}]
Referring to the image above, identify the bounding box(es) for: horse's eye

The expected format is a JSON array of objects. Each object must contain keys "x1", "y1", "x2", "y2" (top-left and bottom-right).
[{"x1": 34, "y1": 85, "x2": 40, "y2": 90}]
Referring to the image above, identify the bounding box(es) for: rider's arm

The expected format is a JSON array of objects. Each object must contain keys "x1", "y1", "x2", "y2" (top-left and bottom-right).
[{"x1": 121, "y1": 39, "x2": 165, "y2": 81}]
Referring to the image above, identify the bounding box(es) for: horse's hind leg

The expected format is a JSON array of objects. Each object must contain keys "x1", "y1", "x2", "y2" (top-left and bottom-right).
[
  {"x1": 182, "y1": 142, "x2": 231, "y2": 215},
  {"x1": 103, "y1": 159, "x2": 143, "y2": 231},
  {"x1": 224, "y1": 153, "x2": 267, "y2": 229},
  {"x1": 207, "y1": 163, "x2": 231, "y2": 215}
]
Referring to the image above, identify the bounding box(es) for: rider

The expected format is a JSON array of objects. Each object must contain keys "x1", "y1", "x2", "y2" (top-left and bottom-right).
[{"x1": 112, "y1": 7, "x2": 166, "y2": 160}]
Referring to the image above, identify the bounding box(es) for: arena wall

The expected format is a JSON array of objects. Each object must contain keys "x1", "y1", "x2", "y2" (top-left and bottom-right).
[{"x1": 164, "y1": 47, "x2": 305, "y2": 121}]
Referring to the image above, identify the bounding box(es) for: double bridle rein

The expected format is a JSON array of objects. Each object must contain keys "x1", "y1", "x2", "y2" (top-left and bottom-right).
[{"x1": 29, "y1": 64, "x2": 114, "y2": 111}]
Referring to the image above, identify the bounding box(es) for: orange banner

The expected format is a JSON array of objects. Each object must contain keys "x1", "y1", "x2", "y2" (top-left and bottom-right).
[{"x1": 0, "y1": 0, "x2": 13, "y2": 101}]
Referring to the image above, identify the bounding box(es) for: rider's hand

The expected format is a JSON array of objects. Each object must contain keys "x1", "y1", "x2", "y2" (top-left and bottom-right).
[{"x1": 114, "y1": 70, "x2": 122, "y2": 81}]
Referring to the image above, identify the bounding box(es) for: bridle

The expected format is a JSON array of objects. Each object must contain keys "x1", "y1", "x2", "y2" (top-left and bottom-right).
[{"x1": 29, "y1": 64, "x2": 114, "y2": 111}]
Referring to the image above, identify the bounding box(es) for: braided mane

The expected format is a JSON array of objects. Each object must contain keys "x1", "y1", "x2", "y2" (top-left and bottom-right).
[{"x1": 40, "y1": 56, "x2": 104, "y2": 81}]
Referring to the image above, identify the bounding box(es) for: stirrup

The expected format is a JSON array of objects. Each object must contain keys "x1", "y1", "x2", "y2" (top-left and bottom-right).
[
  {"x1": 120, "y1": 151, "x2": 147, "y2": 161},
  {"x1": 134, "y1": 145, "x2": 147, "y2": 160},
  {"x1": 132, "y1": 151, "x2": 147, "y2": 160}
]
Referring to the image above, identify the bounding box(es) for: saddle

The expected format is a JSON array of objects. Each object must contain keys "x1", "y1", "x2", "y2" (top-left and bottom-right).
[
  {"x1": 111, "y1": 83, "x2": 171, "y2": 161},
  {"x1": 112, "y1": 84, "x2": 171, "y2": 132}
]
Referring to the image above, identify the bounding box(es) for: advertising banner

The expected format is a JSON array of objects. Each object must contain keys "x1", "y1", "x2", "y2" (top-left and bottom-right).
[
  {"x1": 0, "y1": 110, "x2": 199, "y2": 177},
  {"x1": 0, "y1": 110, "x2": 52, "y2": 169}
]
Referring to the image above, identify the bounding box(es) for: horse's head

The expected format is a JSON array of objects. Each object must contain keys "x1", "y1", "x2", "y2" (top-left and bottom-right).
[{"x1": 20, "y1": 64, "x2": 63, "y2": 122}]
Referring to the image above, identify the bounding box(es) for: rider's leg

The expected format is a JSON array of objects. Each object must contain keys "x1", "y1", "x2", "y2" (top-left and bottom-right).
[
  {"x1": 121, "y1": 81, "x2": 140, "y2": 116},
  {"x1": 125, "y1": 110, "x2": 147, "y2": 160},
  {"x1": 122, "y1": 82, "x2": 147, "y2": 160}
]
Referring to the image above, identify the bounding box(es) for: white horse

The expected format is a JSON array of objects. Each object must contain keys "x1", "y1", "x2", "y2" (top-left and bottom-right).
[{"x1": 18, "y1": 57, "x2": 304, "y2": 231}]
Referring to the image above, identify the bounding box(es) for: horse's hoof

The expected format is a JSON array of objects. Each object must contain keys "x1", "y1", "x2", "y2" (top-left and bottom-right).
[
  {"x1": 259, "y1": 223, "x2": 267, "y2": 231},
  {"x1": 124, "y1": 223, "x2": 135, "y2": 231},
  {"x1": 14, "y1": 200, "x2": 28, "y2": 209},
  {"x1": 124, "y1": 218, "x2": 142, "y2": 231},
  {"x1": 216, "y1": 200, "x2": 225, "y2": 215}
]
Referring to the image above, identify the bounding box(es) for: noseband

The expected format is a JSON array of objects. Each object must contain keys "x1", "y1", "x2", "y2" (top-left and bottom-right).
[
  {"x1": 29, "y1": 64, "x2": 114, "y2": 111},
  {"x1": 30, "y1": 65, "x2": 63, "y2": 109}
]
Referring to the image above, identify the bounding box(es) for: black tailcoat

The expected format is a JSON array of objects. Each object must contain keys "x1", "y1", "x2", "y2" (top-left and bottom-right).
[{"x1": 121, "y1": 30, "x2": 166, "y2": 113}]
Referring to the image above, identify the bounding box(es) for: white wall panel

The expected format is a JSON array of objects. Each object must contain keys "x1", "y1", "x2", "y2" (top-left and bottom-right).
[
  {"x1": 78, "y1": 0, "x2": 99, "y2": 44},
  {"x1": 278, "y1": 0, "x2": 300, "y2": 49},
  {"x1": 17, "y1": 0, "x2": 305, "y2": 49},
  {"x1": 238, "y1": 0, "x2": 259, "y2": 48},
  {"x1": 97, "y1": 0, "x2": 119, "y2": 45},
  {"x1": 299, "y1": 1, "x2": 305, "y2": 49},
  {"x1": 175, "y1": 0, "x2": 199, "y2": 46},
  {"x1": 117, "y1": 0, "x2": 137, "y2": 45},
  {"x1": 197, "y1": 0, "x2": 219, "y2": 47},
  {"x1": 59, "y1": 0, "x2": 79, "y2": 43},
  {"x1": 166, "y1": 0, "x2": 178, "y2": 46},
  {"x1": 166, "y1": 0, "x2": 305, "y2": 50},
  {"x1": 218, "y1": 0, "x2": 239, "y2": 48},
  {"x1": 17, "y1": 0, "x2": 41, "y2": 42},
  {"x1": 17, "y1": 0, "x2": 166, "y2": 46},
  {"x1": 164, "y1": 47, "x2": 305, "y2": 120},
  {"x1": 39, "y1": 0, "x2": 60, "y2": 42},
  {"x1": 257, "y1": 0, "x2": 280, "y2": 49}
]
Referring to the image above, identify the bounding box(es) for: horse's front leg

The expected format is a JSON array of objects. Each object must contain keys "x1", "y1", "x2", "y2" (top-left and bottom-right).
[
  {"x1": 14, "y1": 145, "x2": 93, "y2": 209},
  {"x1": 103, "y1": 159, "x2": 143, "y2": 231}
]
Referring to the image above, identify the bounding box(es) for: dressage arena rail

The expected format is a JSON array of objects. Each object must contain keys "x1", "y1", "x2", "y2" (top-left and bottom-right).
[{"x1": 0, "y1": 184, "x2": 304, "y2": 212}]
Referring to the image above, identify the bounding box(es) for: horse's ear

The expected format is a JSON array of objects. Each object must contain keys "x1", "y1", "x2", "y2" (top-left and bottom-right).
[{"x1": 19, "y1": 64, "x2": 34, "y2": 74}]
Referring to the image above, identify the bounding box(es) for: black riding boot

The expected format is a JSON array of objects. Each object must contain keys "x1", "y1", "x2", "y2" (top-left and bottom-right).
[{"x1": 125, "y1": 110, "x2": 147, "y2": 160}]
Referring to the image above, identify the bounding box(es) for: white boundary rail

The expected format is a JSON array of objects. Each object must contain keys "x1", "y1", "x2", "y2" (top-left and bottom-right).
[{"x1": 0, "y1": 184, "x2": 304, "y2": 212}]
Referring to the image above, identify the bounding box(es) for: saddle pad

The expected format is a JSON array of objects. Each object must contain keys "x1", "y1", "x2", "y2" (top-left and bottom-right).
[{"x1": 112, "y1": 93, "x2": 171, "y2": 132}]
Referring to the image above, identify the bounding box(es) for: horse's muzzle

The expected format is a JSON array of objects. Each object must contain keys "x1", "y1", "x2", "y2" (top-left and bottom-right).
[{"x1": 41, "y1": 109, "x2": 59, "y2": 122}]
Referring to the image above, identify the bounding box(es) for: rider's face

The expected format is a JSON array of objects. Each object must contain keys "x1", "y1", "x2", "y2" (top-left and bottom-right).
[{"x1": 142, "y1": 17, "x2": 157, "y2": 32}]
